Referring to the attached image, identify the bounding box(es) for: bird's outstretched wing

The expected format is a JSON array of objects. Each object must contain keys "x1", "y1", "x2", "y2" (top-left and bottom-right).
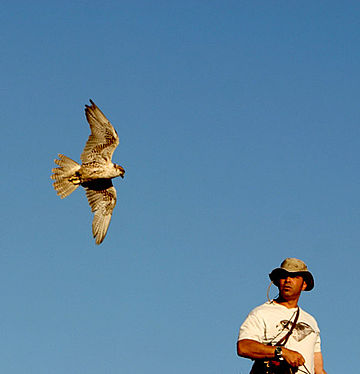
[
  {"x1": 83, "y1": 179, "x2": 117, "y2": 245},
  {"x1": 81, "y1": 100, "x2": 120, "y2": 164}
]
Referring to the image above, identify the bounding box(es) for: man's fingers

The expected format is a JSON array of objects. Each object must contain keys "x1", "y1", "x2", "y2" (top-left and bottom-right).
[{"x1": 283, "y1": 348, "x2": 305, "y2": 367}]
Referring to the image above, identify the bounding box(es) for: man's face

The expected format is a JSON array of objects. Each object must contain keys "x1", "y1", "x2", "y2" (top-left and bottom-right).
[{"x1": 278, "y1": 274, "x2": 307, "y2": 300}]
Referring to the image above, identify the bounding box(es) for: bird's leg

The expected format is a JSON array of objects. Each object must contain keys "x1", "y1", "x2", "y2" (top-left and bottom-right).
[{"x1": 68, "y1": 171, "x2": 82, "y2": 185}]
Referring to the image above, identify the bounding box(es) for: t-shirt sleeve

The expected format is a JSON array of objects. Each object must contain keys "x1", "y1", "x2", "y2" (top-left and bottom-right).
[
  {"x1": 238, "y1": 310, "x2": 264, "y2": 343},
  {"x1": 310, "y1": 316, "x2": 322, "y2": 353},
  {"x1": 314, "y1": 331, "x2": 321, "y2": 353}
]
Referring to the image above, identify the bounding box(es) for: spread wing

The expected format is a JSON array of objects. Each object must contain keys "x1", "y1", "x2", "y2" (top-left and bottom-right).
[
  {"x1": 81, "y1": 100, "x2": 119, "y2": 164},
  {"x1": 83, "y1": 179, "x2": 117, "y2": 245}
]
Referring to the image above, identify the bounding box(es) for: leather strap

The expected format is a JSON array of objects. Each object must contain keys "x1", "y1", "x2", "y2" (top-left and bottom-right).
[{"x1": 277, "y1": 307, "x2": 300, "y2": 346}]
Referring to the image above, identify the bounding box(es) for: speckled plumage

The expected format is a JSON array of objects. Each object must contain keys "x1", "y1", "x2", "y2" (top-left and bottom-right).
[{"x1": 51, "y1": 100, "x2": 125, "y2": 245}]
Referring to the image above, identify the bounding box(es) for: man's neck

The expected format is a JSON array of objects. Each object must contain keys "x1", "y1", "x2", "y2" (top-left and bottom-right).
[{"x1": 274, "y1": 297, "x2": 299, "y2": 309}]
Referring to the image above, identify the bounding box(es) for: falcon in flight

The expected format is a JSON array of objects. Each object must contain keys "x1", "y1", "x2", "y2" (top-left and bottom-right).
[{"x1": 51, "y1": 100, "x2": 125, "y2": 245}]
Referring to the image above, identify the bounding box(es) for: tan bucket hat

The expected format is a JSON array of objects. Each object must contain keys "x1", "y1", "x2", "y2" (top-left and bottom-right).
[{"x1": 269, "y1": 258, "x2": 314, "y2": 291}]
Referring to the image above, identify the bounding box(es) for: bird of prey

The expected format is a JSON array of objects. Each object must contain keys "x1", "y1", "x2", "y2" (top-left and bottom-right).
[{"x1": 51, "y1": 100, "x2": 125, "y2": 244}]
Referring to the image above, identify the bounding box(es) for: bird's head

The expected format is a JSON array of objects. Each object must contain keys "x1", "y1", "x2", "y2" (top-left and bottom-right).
[{"x1": 114, "y1": 164, "x2": 125, "y2": 178}]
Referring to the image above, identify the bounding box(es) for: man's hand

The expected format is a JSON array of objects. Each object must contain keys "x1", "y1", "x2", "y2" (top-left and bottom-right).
[
  {"x1": 237, "y1": 339, "x2": 306, "y2": 368},
  {"x1": 282, "y1": 347, "x2": 305, "y2": 367}
]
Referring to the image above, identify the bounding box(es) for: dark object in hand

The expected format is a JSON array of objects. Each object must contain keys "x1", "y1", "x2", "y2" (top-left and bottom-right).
[{"x1": 250, "y1": 359, "x2": 298, "y2": 374}]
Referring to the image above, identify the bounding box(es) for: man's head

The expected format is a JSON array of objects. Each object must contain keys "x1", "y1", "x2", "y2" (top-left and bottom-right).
[{"x1": 269, "y1": 258, "x2": 314, "y2": 292}]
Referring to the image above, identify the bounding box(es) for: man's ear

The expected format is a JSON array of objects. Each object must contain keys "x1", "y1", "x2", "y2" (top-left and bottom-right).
[{"x1": 302, "y1": 280, "x2": 307, "y2": 291}]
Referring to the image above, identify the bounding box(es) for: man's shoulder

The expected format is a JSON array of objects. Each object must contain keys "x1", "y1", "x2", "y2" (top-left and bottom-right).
[
  {"x1": 243, "y1": 301, "x2": 291, "y2": 327},
  {"x1": 249, "y1": 301, "x2": 277, "y2": 315},
  {"x1": 299, "y1": 307, "x2": 319, "y2": 326},
  {"x1": 249, "y1": 301, "x2": 306, "y2": 319}
]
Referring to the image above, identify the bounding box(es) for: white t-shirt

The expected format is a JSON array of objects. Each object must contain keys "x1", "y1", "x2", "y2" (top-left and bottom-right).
[{"x1": 238, "y1": 301, "x2": 321, "y2": 374}]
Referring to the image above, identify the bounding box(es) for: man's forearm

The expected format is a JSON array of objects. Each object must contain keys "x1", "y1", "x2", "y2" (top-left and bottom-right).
[
  {"x1": 237, "y1": 339, "x2": 276, "y2": 359},
  {"x1": 237, "y1": 339, "x2": 305, "y2": 368}
]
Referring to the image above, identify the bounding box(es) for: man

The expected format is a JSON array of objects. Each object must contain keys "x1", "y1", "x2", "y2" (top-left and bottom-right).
[{"x1": 237, "y1": 258, "x2": 327, "y2": 374}]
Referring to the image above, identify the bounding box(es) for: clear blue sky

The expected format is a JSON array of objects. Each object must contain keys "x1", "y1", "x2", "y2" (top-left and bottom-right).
[{"x1": 1, "y1": 1, "x2": 359, "y2": 373}]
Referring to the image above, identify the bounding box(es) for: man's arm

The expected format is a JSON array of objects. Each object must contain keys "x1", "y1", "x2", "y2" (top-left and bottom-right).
[
  {"x1": 237, "y1": 339, "x2": 305, "y2": 367},
  {"x1": 314, "y1": 352, "x2": 327, "y2": 374},
  {"x1": 237, "y1": 339, "x2": 276, "y2": 359}
]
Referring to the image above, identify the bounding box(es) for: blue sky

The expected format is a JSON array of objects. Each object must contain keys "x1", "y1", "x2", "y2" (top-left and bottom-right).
[{"x1": 1, "y1": 1, "x2": 359, "y2": 372}]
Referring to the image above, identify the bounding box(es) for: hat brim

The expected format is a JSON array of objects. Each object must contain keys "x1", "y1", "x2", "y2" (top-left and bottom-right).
[{"x1": 269, "y1": 268, "x2": 314, "y2": 291}]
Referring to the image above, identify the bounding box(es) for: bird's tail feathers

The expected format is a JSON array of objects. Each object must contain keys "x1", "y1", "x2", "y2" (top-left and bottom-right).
[{"x1": 51, "y1": 154, "x2": 81, "y2": 198}]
